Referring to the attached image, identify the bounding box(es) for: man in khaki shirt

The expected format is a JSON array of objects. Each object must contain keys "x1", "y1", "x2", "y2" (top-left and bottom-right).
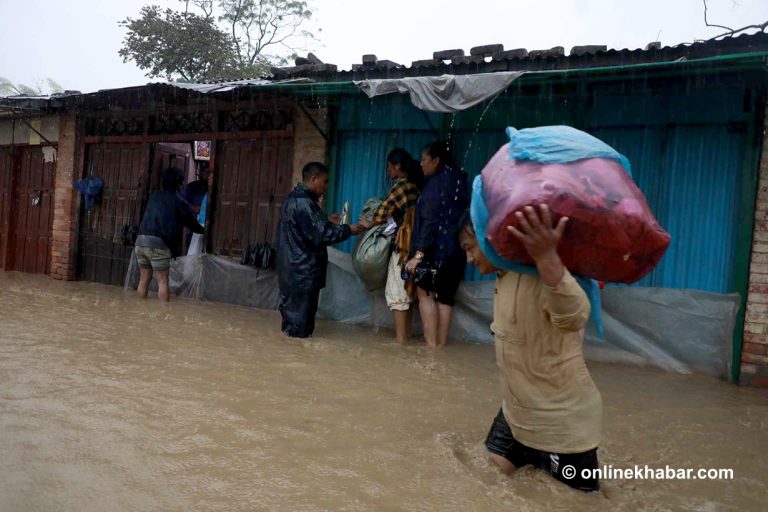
[{"x1": 460, "y1": 204, "x2": 603, "y2": 492}]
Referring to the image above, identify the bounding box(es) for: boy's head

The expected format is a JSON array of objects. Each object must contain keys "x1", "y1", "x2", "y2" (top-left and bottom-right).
[
  {"x1": 161, "y1": 167, "x2": 183, "y2": 192},
  {"x1": 459, "y1": 214, "x2": 496, "y2": 275},
  {"x1": 196, "y1": 161, "x2": 210, "y2": 181},
  {"x1": 302, "y1": 161, "x2": 329, "y2": 197}
]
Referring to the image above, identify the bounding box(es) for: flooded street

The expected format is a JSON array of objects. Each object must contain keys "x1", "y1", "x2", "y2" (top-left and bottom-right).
[{"x1": 0, "y1": 271, "x2": 766, "y2": 512}]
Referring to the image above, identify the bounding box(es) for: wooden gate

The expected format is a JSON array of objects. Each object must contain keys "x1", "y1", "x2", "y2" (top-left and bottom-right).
[
  {"x1": 211, "y1": 135, "x2": 293, "y2": 256},
  {"x1": 9, "y1": 146, "x2": 55, "y2": 273},
  {"x1": 77, "y1": 143, "x2": 147, "y2": 285},
  {"x1": 0, "y1": 146, "x2": 55, "y2": 274}
]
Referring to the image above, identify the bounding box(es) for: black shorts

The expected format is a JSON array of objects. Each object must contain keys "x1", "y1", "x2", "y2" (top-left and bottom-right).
[
  {"x1": 418, "y1": 256, "x2": 465, "y2": 307},
  {"x1": 485, "y1": 409, "x2": 599, "y2": 492}
]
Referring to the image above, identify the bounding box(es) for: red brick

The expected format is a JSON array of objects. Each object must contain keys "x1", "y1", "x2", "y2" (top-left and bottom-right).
[
  {"x1": 743, "y1": 341, "x2": 768, "y2": 356},
  {"x1": 748, "y1": 293, "x2": 768, "y2": 304},
  {"x1": 741, "y1": 362, "x2": 758, "y2": 375},
  {"x1": 749, "y1": 284, "x2": 768, "y2": 294},
  {"x1": 746, "y1": 311, "x2": 768, "y2": 324},
  {"x1": 742, "y1": 352, "x2": 768, "y2": 364},
  {"x1": 743, "y1": 332, "x2": 768, "y2": 345}
]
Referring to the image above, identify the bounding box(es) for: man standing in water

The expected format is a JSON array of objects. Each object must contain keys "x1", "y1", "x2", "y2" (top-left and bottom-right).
[
  {"x1": 276, "y1": 162, "x2": 364, "y2": 338},
  {"x1": 459, "y1": 205, "x2": 603, "y2": 492}
]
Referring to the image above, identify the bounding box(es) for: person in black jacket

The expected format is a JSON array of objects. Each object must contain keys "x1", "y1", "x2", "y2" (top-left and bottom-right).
[
  {"x1": 277, "y1": 162, "x2": 364, "y2": 338},
  {"x1": 404, "y1": 141, "x2": 469, "y2": 347},
  {"x1": 135, "y1": 168, "x2": 205, "y2": 302}
]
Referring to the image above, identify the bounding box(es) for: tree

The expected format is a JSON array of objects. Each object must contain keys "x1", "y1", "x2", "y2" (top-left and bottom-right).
[
  {"x1": 119, "y1": 6, "x2": 245, "y2": 82},
  {"x1": 217, "y1": 0, "x2": 314, "y2": 67},
  {"x1": 119, "y1": 1, "x2": 316, "y2": 83},
  {"x1": 0, "y1": 77, "x2": 64, "y2": 97}
]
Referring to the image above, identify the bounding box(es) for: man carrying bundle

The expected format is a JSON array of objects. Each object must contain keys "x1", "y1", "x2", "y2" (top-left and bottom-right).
[{"x1": 459, "y1": 205, "x2": 602, "y2": 492}]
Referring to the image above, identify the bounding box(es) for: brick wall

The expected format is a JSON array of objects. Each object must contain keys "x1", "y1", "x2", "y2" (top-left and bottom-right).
[
  {"x1": 741, "y1": 103, "x2": 768, "y2": 387},
  {"x1": 50, "y1": 114, "x2": 78, "y2": 281},
  {"x1": 291, "y1": 106, "x2": 329, "y2": 187}
]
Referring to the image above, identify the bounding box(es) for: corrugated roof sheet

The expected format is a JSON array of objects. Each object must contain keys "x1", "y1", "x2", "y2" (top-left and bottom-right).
[{"x1": 0, "y1": 31, "x2": 766, "y2": 110}]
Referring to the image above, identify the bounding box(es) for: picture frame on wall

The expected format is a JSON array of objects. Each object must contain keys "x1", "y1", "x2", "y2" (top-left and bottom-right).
[{"x1": 194, "y1": 141, "x2": 211, "y2": 161}]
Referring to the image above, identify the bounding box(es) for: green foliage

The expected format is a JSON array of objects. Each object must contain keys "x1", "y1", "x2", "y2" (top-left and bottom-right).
[
  {"x1": 119, "y1": 1, "x2": 316, "y2": 83},
  {"x1": 119, "y1": 6, "x2": 254, "y2": 82}
]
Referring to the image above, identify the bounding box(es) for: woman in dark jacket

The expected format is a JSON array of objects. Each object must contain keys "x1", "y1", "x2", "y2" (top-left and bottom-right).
[{"x1": 405, "y1": 141, "x2": 469, "y2": 347}]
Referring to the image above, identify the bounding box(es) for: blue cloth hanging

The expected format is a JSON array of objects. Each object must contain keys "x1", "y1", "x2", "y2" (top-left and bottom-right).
[{"x1": 73, "y1": 175, "x2": 104, "y2": 210}]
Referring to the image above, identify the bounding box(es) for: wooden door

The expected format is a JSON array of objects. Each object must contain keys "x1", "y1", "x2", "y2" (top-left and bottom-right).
[
  {"x1": 211, "y1": 135, "x2": 293, "y2": 256},
  {"x1": 77, "y1": 143, "x2": 147, "y2": 285},
  {"x1": 6, "y1": 146, "x2": 55, "y2": 274}
]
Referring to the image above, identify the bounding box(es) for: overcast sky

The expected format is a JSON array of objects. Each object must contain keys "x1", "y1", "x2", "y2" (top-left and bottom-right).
[{"x1": 1, "y1": 0, "x2": 766, "y2": 94}]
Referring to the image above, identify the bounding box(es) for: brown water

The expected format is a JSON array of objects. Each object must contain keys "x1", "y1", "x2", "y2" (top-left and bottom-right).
[{"x1": 0, "y1": 271, "x2": 767, "y2": 512}]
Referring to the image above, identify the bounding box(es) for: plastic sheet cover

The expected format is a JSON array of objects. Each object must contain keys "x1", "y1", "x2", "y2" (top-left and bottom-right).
[
  {"x1": 320, "y1": 249, "x2": 739, "y2": 379},
  {"x1": 355, "y1": 72, "x2": 524, "y2": 113},
  {"x1": 126, "y1": 248, "x2": 740, "y2": 379},
  {"x1": 125, "y1": 251, "x2": 280, "y2": 310}
]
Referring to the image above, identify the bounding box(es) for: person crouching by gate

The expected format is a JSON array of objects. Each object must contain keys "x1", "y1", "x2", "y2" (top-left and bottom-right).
[
  {"x1": 135, "y1": 167, "x2": 205, "y2": 302},
  {"x1": 404, "y1": 141, "x2": 469, "y2": 348},
  {"x1": 458, "y1": 206, "x2": 603, "y2": 492},
  {"x1": 358, "y1": 148, "x2": 422, "y2": 343},
  {"x1": 276, "y1": 162, "x2": 365, "y2": 338}
]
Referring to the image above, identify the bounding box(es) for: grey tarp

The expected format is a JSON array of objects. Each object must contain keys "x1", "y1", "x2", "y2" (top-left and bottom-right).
[
  {"x1": 319, "y1": 249, "x2": 740, "y2": 379},
  {"x1": 354, "y1": 72, "x2": 525, "y2": 113},
  {"x1": 125, "y1": 252, "x2": 281, "y2": 310},
  {"x1": 126, "y1": 248, "x2": 740, "y2": 379}
]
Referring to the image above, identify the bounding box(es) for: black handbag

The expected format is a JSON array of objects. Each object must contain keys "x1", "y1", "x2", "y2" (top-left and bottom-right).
[
  {"x1": 401, "y1": 263, "x2": 439, "y2": 292},
  {"x1": 120, "y1": 224, "x2": 139, "y2": 247},
  {"x1": 241, "y1": 198, "x2": 277, "y2": 269},
  {"x1": 259, "y1": 242, "x2": 276, "y2": 269},
  {"x1": 241, "y1": 244, "x2": 260, "y2": 266}
]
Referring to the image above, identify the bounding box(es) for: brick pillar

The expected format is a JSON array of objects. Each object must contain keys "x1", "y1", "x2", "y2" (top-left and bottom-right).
[
  {"x1": 50, "y1": 114, "x2": 78, "y2": 281},
  {"x1": 292, "y1": 106, "x2": 329, "y2": 186},
  {"x1": 742, "y1": 103, "x2": 768, "y2": 386}
]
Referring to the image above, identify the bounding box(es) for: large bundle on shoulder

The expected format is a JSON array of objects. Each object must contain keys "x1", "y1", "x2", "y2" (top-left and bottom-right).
[
  {"x1": 481, "y1": 126, "x2": 670, "y2": 283},
  {"x1": 352, "y1": 197, "x2": 393, "y2": 291}
]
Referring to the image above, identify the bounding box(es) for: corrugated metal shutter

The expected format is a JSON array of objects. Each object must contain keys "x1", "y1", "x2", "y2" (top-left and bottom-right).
[
  {"x1": 332, "y1": 130, "x2": 434, "y2": 253},
  {"x1": 333, "y1": 95, "x2": 753, "y2": 292},
  {"x1": 592, "y1": 124, "x2": 747, "y2": 292}
]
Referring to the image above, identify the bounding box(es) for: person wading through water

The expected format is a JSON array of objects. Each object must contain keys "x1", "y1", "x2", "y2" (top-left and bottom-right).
[
  {"x1": 459, "y1": 205, "x2": 603, "y2": 492},
  {"x1": 276, "y1": 162, "x2": 365, "y2": 338},
  {"x1": 358, "y1": 148, "x2": 422, "y2": 343},
  {"x1": 135, "y1": 167, "x2": 205, "y2": 302}
]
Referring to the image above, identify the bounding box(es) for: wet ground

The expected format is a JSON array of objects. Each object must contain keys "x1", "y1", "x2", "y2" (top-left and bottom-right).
[{"x1": 0, "y1": 271, "x2": 766, "y2": 512}]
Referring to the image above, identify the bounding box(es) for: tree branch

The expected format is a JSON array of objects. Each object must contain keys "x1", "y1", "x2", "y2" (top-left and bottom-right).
[
  {"x1": 703, "y1": 0, "x2": 734, "y2": 32},
  {"x1": 708, "y1": 20, "x2": 768, "y2": 40}
]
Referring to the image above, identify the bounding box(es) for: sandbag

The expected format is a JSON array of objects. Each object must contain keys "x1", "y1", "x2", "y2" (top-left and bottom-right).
[
  {"x1": 352, "y1": 198, "x2": 392, "y2": 291},
  {"x1": 482, "y1": 126, "x2": 670, "y2": 283}
]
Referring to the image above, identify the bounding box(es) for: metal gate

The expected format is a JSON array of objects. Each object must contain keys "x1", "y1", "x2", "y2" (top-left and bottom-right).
[{"x1": 77, "y1": 143, "x2": 147, "y2": 285}]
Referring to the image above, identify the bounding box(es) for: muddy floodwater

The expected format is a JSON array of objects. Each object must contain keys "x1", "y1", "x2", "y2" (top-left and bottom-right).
[{"x1": 0, "y1": 271, "x2": 767, "y2": 512}]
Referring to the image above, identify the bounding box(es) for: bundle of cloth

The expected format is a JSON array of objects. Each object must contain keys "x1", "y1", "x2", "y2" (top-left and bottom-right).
[
  {"x1": 481, "y1": 126, "x2": 670, "y2": 283},
  {"x1": 472, "y1": 125, "x2": 671, "y2": 336}
]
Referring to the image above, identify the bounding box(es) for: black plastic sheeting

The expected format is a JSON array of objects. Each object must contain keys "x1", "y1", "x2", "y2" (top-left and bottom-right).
[{"x1": 126, "y1": 248, "x2": 740, "y2": 379}]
